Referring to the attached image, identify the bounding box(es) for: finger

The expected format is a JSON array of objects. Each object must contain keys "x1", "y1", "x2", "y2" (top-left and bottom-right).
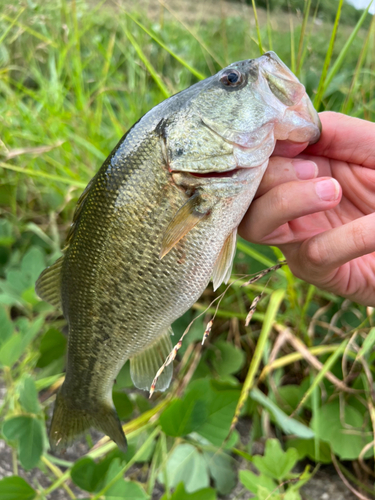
[
  {"x1": 272, "y1": 140, "x2": 309, "y2": 157},
  {"x1": 256, "y1": 157, "x2": 318, "y2": 198},
  {"x1": 239, "y1": 177, "x2": 341, "y2": 243},
  {"x1": 286, "y1": 212, "x2": 375, "y2": 280},
  {"x1": 305, "y1": 111, "x2": 375, "y2": 168}
]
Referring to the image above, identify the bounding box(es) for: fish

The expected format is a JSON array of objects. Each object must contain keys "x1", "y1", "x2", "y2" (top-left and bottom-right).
[{"x1": 36, "y1": 51, "x2": 321, "y2": 453}]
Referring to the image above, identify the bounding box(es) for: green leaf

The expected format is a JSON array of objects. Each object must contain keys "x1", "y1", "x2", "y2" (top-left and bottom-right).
[
  {"x1": 113, "y1": 361, "x2": 133, "y2": 389},
  {"x1": 19, "y1": 376, "x2": 40, "y2": 414},
  {"x1": 0, "y1": 476, "x2": 36, "y2": 500},
  {"x1": 36, "y1": 327, "x2": 66, "y2": 368},
  {"x1": 158, "y1": 444, "x2": 210, "y2": 493},
  {"x1": 284, "y1": 491, "x2": 302, "y2": 500},
  {"x1": 285, "y1": 438, "x2": 331, "y2": 464},
  {"x1": 203, "y1": 450, "x2": 236, "y2": 495},
  {"x1": 0, "y1": 316, "x2": 44, "y2": 367},
  {"x1": 209, "y1": 340, "x2": 245, "y2": 377},
  {"x1": 186, "y1": 380, "x2": 240, "y2": 446},
  {"x1": 311, "y1": 400, "x2": 373, "y2": 460},
  {"x1": 0, "y1": 335, "x2": 23, "y2": 367},
  {"x1": 71, "y1": 457, "x2": 98, "y2": 492},
  {"x1": 21, "y1": 247, "x2": 46, "y2": 286},
  {"x1": 250, "y1": 388, "x2": 314, "y2": 439},
  {"x1": 252, "y1": 439, "x2": 299, "y2": 481},
  {"x1": 0, "y1": 219, "x2": 15, "y2": 248},
  {"x1": 357, "y1": 327, "x2": 375, "y2": 359},
  {"x1": 159, "y1": 395, "x2": 207, "y2": 438},
  {"x1": 3, "y1": 416, "x2": 44, "y2": 470},
  {"x1": 112, "y1": 391, "x2": 134, "y2": 420},
  {"x1": 123, "y1": 430, "x2": 156, "y2": 463},
  {"x1": 5, "y1": 269, "x2": 30, "y2": 295},
  {"x1": 0, "y1": 305, "x2": 13, "y2": 346},
  {"x1": 71, "y1": 455, "x2": 129, "y2": 493},
  {"x1": 239, "y1": 470, "x2": 277, "y2": 495},
  {"x1": 105, "y1": 480, "x2": 149, "y2": 500},
  {"x1": 161, "y1": 483, "x2": 216, "y2": 500}
]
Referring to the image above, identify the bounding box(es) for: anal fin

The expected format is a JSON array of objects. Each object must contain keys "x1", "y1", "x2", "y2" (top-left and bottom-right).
[
  {"x1": 130, "y1": 331, "x2": 173, "y2": 392},
  {"x1": 212, "y1": 228, "x2": 237, "y2": 291},
  {"x1": 35, "y1": 256, "x2": 64, "y2": 310}
]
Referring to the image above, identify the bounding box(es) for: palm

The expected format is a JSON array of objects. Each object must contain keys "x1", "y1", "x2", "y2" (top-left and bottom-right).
[
  {"x1": 241, "y1": 112, "x2": 375, "y2": 305},
  {"x1": 285, "y1": 157, "x2": 375, "y2": 302}
]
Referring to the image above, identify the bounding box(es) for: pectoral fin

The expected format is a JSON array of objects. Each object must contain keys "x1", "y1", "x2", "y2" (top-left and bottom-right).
[
  {"x1": 160, "y1": 193, "x2": 209, "y2": 259},
  {"x1": 212, "y1": 228, "x2": 237, "y2": 291}
]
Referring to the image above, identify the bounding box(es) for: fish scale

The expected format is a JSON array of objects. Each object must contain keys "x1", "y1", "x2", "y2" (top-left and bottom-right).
[{"x1": 36, "y1": 51, "x2": 321, "y2": 453}]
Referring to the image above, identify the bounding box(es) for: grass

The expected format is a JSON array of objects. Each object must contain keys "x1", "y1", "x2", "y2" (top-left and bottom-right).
[{"x1": 0, "y1": 1, "x2": 375, "y2": 499}]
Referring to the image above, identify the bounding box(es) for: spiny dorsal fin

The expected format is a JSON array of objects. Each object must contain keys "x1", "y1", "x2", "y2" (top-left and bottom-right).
[
  {"x1": 130, "y1": 331, "x2": 173, "y2": 392},
  {"x1": 35, "y1": 256, "x2": 64, "y2": 310},
  {"x1": 212, "y1": 228, "x2": 237, "y2": 291},
  {"x1": 160, "y1": 192, "x2": 209, "y2": 259}
]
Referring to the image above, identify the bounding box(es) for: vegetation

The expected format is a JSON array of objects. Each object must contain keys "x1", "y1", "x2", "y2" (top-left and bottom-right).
[
  {"x1": 0, "y1": 0, "x2": 375, "y2": 499},
  {"x1": 244, "y1": 0, "x2": 373, "y2": 27}
]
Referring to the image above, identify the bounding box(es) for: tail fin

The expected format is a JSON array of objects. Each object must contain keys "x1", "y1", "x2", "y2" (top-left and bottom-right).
[{"x1": 49, "y1": 389, "x2": 127, "y2": 453}]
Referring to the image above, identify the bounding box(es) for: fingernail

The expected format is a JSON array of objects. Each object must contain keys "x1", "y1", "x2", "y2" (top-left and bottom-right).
[
  {"x1": 292, "y1": 160, "x2": 318, "y2": 180},
  {"x1": 315, "y1": 178, "x2": 340, "y2": 201}
]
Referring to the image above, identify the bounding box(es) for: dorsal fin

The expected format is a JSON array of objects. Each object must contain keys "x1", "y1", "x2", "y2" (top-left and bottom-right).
[
  {"x1": 130, "y1": 331, "x2": 173, "y2": 392},
  {"x1": 35, "y1": 256, "x2": 64, "y2": 309},
  {"x1": 65, "y1": 177, "x2": 94, "y2": 246},
  {"x1": 211, "y1": 228, "x2": 237, "y2": 291}
]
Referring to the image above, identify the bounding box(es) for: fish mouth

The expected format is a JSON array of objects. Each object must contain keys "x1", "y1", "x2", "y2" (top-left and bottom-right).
[
  {"x1": 172, "y1": 166, "x2": 256, "y2": 187},
  {"x1": 188, "y1": 168, "x2": 243, "y2": 179}
]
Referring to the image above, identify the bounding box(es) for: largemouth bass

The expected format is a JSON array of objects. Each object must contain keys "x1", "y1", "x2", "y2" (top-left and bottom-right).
[{"x1": 36, "y1": 52, "x2": 321, "y2": 452}]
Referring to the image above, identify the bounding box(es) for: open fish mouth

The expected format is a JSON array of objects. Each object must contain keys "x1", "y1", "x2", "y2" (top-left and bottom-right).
[{"x1": 189, "y1": 168, "x2": 243, "y2": 179}]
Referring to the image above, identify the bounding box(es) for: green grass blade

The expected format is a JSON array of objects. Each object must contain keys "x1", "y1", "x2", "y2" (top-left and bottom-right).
[
  {"x1": 296, "y1": 0, "x2": 312, "y2": 76},
  {"x1": 158, "y1": 0, "x2": 224, "y2": 68},
  {"x1": 123, "y1": 26, "x2": 170, "y2": 98},
  {"x1": 125, "y1": 12, "x2": 206, "y2": 80},
  {"x1": 0, "y1": 13, "x2": 58, "y2": 47},
  {"x1": 324, "y1": 1, "x2": 373, "y2": 97},
  {"x1": 230, "y1": 288, "x2": 285, "y2": 432},
  {"x1": 251, "y1": 0, "x2": 263, "y2": 55},
  {"x1": 299, "y1": 0, "x2": 321, "y2": 72},
  {"x1": 236, "y1": 241, "x2": 285, "y2": 279},
  {"x1": 0, "y1": 7, "x2": 25, "y2": 46},
  {"x1": 0, "y1": 163, "x2": 87, "y2": 188},
  {"x1": 311, "y1": 372, "x2": 320, "y2": 461},
  {"x1": 236, "y1": 240, "x2": 276, "y2": 268},
  {"x1": 289, "y1": 17, "x2": 296, "y2": 74},
  {"x1": 296, "y1": 339, "x2": 349, "y2": 412},
  {"x1": 342, "y1": 7, "x2": 374, "y2": 114},
  {"x1": 266, "y1": 0, "x2": 273, "y2": 51},
  {"x1": 314, "y1": 0, "x2": 344, "y2": 109}
]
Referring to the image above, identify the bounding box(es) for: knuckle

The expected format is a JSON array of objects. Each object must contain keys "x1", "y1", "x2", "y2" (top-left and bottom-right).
[
  {"x1": 273, "y1": 187, "x2": 290, "y2": 214},
  {"x1": 352, "y1": 223, "x2": 368, "y2": 254},
  {"x1": 304, "y1": 239, "x2": 324, "y2": 268}
]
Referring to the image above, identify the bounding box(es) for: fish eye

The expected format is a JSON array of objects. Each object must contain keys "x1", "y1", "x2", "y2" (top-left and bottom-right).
[{"x1": 220, "y1": 69, "x2": 243, "y2": 87}]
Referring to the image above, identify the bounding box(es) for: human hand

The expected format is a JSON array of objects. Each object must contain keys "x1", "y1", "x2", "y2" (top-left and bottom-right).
[{"x1": 239, "y1": 111, "x2": 375, "y2": 306}]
